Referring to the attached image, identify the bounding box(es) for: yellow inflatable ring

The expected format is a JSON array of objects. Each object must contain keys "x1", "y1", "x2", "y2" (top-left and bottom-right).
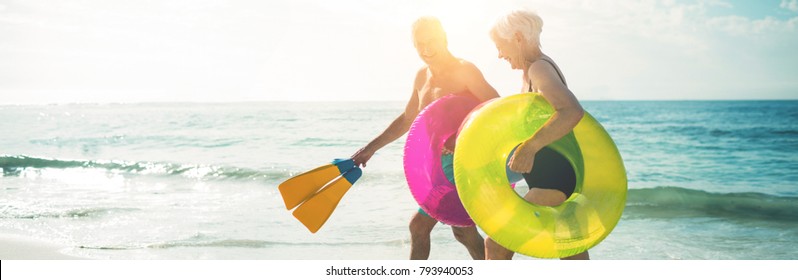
[{"x1": 453, "y1": 93, "x2": 627, "y2": 258}]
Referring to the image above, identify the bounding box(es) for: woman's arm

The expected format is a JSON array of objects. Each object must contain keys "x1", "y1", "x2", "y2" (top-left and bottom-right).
[{"x1": 508, "y1": 61, "x2": 584, "y2": 173}]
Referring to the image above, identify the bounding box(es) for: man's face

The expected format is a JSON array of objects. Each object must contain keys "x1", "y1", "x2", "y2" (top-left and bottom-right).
[{"x1": 413, "y1": 29, "x2": 447, "y2": 65}]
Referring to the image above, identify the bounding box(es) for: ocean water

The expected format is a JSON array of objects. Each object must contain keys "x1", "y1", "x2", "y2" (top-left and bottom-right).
[{"x1": 1, "y1": 100, "x2": 796, "y2": 260}]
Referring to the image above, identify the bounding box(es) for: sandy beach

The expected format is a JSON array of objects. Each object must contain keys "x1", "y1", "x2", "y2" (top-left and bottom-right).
[{"x1": 0, "y1": 234, "x2": 84, "y2": 260}]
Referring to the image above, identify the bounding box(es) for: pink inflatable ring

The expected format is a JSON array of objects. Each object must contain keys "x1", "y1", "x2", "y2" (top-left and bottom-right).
[{"x1": 403, "y1": 94, "x2": 481, "y2": 226}]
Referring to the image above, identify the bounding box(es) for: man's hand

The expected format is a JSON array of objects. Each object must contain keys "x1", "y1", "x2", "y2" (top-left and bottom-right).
[{"x1": 351, "y1": 146, "x2": 376, "y2": 168}]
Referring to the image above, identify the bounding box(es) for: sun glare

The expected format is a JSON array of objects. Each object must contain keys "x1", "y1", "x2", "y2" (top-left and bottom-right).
[{"x1": 430, "y1": 2, "x2": 496, "y2": 33}]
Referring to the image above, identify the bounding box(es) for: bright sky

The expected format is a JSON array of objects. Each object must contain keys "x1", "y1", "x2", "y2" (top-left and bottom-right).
[{"x1": 1, "y1": 0, "x2": 797, "y2": 104}]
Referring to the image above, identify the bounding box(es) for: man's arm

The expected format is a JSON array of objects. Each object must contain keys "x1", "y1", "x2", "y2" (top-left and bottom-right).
[
  {"x1": 461, "y1": 62, "x2": 500, "y2": 102},
  {"x1": 351, "y1": 69, "x2": 424, "y2": 167}
]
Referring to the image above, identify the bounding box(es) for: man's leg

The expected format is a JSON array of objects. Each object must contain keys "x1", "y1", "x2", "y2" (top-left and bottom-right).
[{"x1": 409, "y1": 210, "x2": 438, "y2": 260}]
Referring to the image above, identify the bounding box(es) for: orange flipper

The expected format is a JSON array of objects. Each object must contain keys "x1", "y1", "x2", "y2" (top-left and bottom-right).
[
  {"x1": 278, "y1": 159, "x2": 355, "y2": 210},
  {"x1": 292, "y1": 168, "x2": 362, "y2": 233}
]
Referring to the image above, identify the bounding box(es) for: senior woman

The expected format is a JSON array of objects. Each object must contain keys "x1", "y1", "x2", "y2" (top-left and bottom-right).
[{"x1": 487, "y1": 10, "x2": 589, "y2": 260}]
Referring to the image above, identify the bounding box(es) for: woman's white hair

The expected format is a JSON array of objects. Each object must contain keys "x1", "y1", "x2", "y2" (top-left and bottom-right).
[{"x1": 491, "y1": 10, "x2": 544, "y2": 48}]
